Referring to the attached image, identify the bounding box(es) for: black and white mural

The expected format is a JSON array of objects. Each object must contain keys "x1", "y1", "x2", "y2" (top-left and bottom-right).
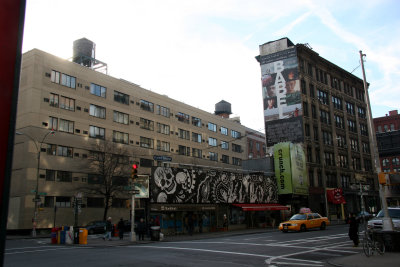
[{"x1": 151, "y1": 167, "x2": 278, "y2": 204}]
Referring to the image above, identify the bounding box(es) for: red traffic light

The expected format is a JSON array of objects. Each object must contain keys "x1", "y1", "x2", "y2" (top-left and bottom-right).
[{"x1": 132, "y1": 164, "x2": 138, "y2": 169}]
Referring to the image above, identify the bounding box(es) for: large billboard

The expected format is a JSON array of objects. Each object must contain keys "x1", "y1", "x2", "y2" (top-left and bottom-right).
[
  {"x1": 258, "y1": 46, "x2": 304, "y2": 146},
  {"x1": 274, "y1": 142, "x2": 308, "y2": 195},
  {"x1": 150, "y1": 167, "x2": 278, "y2": 204}
]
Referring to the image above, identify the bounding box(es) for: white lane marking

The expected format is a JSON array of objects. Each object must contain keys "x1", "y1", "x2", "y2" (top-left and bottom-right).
[
  {"x1": 129, "y1": 245, "x2": 272, "y2": 258},
  {"x1": 5, "y1": 246, "x2": 92, "y2": 255},
  {"x1": 267, "y1": 260, "x2": 323, "y2": 266},
  {"x1": 6, "y1": 245, "x2": 63, "y2": 251}
]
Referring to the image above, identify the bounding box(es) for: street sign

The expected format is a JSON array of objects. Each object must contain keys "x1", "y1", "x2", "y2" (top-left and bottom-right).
[
  {"x1": 153, "y1": 155, "x2": 172, "y2": 162},
  {"x1": 38, "y1": 192, "x2": 47, "y2": 196}
]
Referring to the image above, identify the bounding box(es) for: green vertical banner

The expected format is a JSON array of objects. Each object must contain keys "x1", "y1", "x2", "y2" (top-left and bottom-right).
[
  {"x1": 274, "y1": 142, "x2": 293, "y2": 194},
  {"x1": 290, "y1": 143, "x2": 309, "y2": 195}
]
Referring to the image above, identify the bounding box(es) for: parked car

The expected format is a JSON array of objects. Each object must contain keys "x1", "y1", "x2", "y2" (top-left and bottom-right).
[
  {"x1": 85, "y1": 221, "x2": 106, "y2": 235},
  {"x1": 367, "y1": 207, "x2": 400, "y2": 230},
  {"x1": 279, "y1": 213, "x2": 330, "y2": 232},
  {"x1": 357, "y1": 211, "x2": 374, "y2": 222}
]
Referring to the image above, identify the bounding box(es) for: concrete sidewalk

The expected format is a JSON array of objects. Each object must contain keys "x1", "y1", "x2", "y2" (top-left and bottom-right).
[{"x1": 327, "y1": 252, "x2": 400, "y2": 267}]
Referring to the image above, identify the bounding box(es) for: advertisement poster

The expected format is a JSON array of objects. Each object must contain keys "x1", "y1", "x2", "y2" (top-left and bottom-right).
[
  {"x1": 134, "y1": 175, "x2": 149, "y2": 198},
  {"x1": 259, "y1": 47, "x2": 302, "y2": 122},
  {"x1": 326, "y1": 188, "x2": 346, "y2": 204},
  {"x1": 290, "y1": 143, "x2": 308, "y2": 195},
  {"x1": 273, "y1": 142, "x2": 293, "y2": 195}
]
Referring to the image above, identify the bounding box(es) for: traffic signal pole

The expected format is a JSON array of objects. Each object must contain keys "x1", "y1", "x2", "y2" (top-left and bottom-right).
[{"x1": 130, "y1": 164, "x2": 138, "y2": 242}]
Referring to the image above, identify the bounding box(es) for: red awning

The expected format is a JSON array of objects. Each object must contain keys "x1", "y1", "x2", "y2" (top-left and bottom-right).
[{"x1": 232, "y1": 204, "x2": 289, "y2": 211}]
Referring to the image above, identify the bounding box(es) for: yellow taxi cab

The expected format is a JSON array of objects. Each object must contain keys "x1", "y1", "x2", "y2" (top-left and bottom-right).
[{"x1": 279, "y1": 212, "x2": 330, "y2": 232}]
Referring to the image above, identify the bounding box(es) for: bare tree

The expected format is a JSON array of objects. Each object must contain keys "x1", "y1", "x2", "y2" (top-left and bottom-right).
[{"x1": 80, "y1": 140, "x2": 131, "y2": 221}]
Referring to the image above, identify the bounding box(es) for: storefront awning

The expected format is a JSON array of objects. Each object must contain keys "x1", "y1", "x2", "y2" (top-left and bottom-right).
[{"x1": 232, "y1": 204, "x2": 289, "y2": 211}]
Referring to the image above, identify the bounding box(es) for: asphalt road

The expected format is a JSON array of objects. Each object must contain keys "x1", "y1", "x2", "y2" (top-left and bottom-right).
[{"x1": 4, "y1": 225, "x2": 360, "y2": 267}]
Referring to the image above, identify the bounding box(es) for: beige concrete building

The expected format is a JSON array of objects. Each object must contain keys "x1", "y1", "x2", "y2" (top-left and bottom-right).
[{"x1": 9, "y1": 46, "x2": 261, "y2": 231}]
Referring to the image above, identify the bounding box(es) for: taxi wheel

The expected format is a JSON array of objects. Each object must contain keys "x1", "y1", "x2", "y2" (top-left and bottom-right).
[
  {"x1": 282, "y1": 230, "x2": 288, "y2": 233},
  {"x1": 300, "y1": 224, "x2": 306, "y2": 232},
  {"x1": 320, "y1": 222, "x2": 326, "y2": 230}
]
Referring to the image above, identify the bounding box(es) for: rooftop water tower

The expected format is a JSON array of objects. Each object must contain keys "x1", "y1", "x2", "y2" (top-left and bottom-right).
[
  {"x1": 72, "y1": 38, "x2": 107, "y2": 73},
  {"x1": 215, "y1": 100, "x2": 232, "y2": 118}
]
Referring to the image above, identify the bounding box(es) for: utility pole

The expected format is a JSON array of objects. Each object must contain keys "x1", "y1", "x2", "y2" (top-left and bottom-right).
[{"x1": 359, "y1": 50, "x2": 393, "y2": 231}]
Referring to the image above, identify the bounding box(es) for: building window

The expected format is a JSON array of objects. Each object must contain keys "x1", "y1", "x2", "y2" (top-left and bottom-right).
[
  {"x1": 313, "y1": 127, "x2": 319, "y2": 141},
  {"x1": 364, "y1": 159, "x2": 372, "y2": 171},
  {"x1": 324, "y1": 151, "x2": 335, "y2": 166},
  {"x1": 57, "y1": 145, "x2": 73, "y2": 157},
  {"x1": 232, "y1": 143, "x2": 242, "y2": 153},
  {"x1": 46, "y1": 170, "x2": 56, "y2": 181},
  {"x1": 309, "y1": 83, "x2": 315, "y2": 97},
  {"x1": 90, "y1": 83, "x2": 106, "y2": 98},
  {"x1": 334, "y1": 115, "x2": 344, "y2": 129},
  {"x1": 362, "y1": 142, "x2": 370, "y2": 153},
  {"x1": 140, "y1": 118, "x2": 154, "y2": 131},
  {"x1": 303, "y1": 102, "x2": 309, "y2": 117},
  {"x1": 178, "y1": 145, "x2": 190, "y2": 156},
  {"x1": 326, "y1": 173, "x2": 337, "y2": 187},
  {"x1": 337, "y1": 135, "x2": 346, "y2": 148},
  {"x1": 332, "y1": 96, "x2": 342, "y2": 110},
  {"x1": 208, "y1": 122, "x2": 217, "y2": 132},
  {"x1": 317, "y1": 89, "x2": 329, "y2": 105},
  {"x1": 88, "y1": 173, "x2": 104, "y2": 184},
  {"x1": 55, "y1": 196, "x2": 71, "y2": 207},
  {"x1": 221, "y1": 141, "x2": 229, "y2": 150},
  {"x1": 178, "y1": 129, "x2": 190, "y2": 140},
  {"x1": 382, "y1": 158, "x2": 389, "y2": 167},
  {"x1": 114, "y1": 111, "x2": 129, "y2": 125},
  {"x1": 341, "y1": 175, "x2": 350, "y2": 189},
  {"x1": 176, "y1": 112, "x2": 189, "y2": 123},
  {"x1": 49, "y1": 117, "x2": 58, "y2": 130},
  {"x1": 322, "y1": 131, "x2": 332, "y2": 145},
  {"x1": 50, "y1": 93, "x2": 59, "y2": 107},
  {"x1": 350, "y1": 138, "x2": 359, "y2": 151},
  {"x1": 191, "y1": 116, "x2": 201, "y2": 127},
  {"x1": 209, "y1": 152, "x2": 218, "y2": 161},
  {"x1": 44, "y1": 196, "x2": 54, "y2": 208},
  {"x1": 89, "y1": 125, "x2": 105, "y2": 139},
  {"x1": 339, "y1": 155, "x2": 348, "y2": 168},
  {"x1": 346, "y1": 102, "x2": 355, "y2": 115},
  {"x1": 221, "y1": 155, "x2": 229, "y2": 164},
  {"x1": 305, "y1": 124, "x2": 310, "y2": 137},
  {"x1": 114, "y1": 91, "x2": 129, "y2": 105},
  {"x1": 352, "y1": 157, "x2": 361, "y2": 170},
  {"x1": 47, "y1": 144, "x2": 57, "y2": 155},
  {"x1": 311, "y1": 104, "x2": 317, "y2": 119},
  {"x1": 232, "y1": 157, "x2": 241, "y2": 166},
  {"x1": 393, "y1": 157, "x2": 400, "y2": 166},
  {"x1": 192, "y1": 132, "x2": 202, "y2": 143},
  {"x1": 59, "y1": 119, "x2": 74, "y2": 133},
  {"x1": 90, "y1": 104, "x2": 106, "y2": 119},
  {"x1": 357, "y1": 106, "x2": 366, "y2": 119},
  {"x1": 348, "y1": 120, "x2": 357, "y2": 133},
  {"x1": 156, "y1": 123, "x2": 170, "y2": 135},
  {"x1": 208, "y1": 137, "x2": 217, "y2": 147},
  {"x1": 140, "y1": 136, "x2": 154, "y2": 148},
  {"x1": 360, "y1": 123, "x2": 368, "y2": 136},
  {"x1": 156, "y1": 105, "x2": 170, "y2": 117},
  {"x1": 221, "y1": 127, "x2": 228, "y2": 135},
  {"x1": 231, "y1": 130, "x2": 241, "y2": 139},
  {"x1": 192, "y1": 148, "x2": 202, "y2": 158},
  {"x1": 301, "y1": 79, "x2": 307, "y2": 94},
  {"x1": 156, "y1": 140, "x2": 170, "y2": 152},
  {"x1": 307, "y1": 146, "x2": 312, "y2": 162},
  {"x1": 59, "y1": 96, "x2": 75, "y2": 111},
  {"x1": 57, "y1": 171, "x2": 72, "y2": 182},
  {"x1": 140, "y1": 99, "x2": 154, "y2": 112},
  {"x1": 87, "y1": 197, "x2": 104, "y2": 208},
  {"x1": 113, "y1": 131, "x2": 129, "y2": 144},
  {"x1": 320, "y1": 110, "x2": 330, "y2": 124},
  {"x1": 51, "y1": 70, "x2": 76, "y2": 89}
]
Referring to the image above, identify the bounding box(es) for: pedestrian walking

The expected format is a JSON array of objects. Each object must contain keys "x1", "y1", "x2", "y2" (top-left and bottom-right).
[
  {"x1": 117, "y1": 218, "x2": 125, "y2": 240},
  {"x1": 103, "y1": 217, "x2": 113, "y2": 241},
  {"x1": 137, "y1": 218, "x2": 146, "y2": 241},
  {"x1": 223, "y1": 214, "x2": 228, "y2": 231},
  {"x1": 348, "y1": 213, "x2": 360, "y2": 247}
]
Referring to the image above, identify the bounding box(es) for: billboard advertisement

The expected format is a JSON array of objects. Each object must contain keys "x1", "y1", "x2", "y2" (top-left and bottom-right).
[
  {"x1": 290, "y1": 143, "x2": 308, "y2": 195},
  {"x1": 274, "y1": 142, "x2": 309, "y2": 195},
  {"x1": 258, "y1": 46, "x2": 304, "y2": 146},
  {"x1": 150, "y1": 167, "x2": 278, "y2": 204},
  {"x1": 274, "y1": 142, "x2": 293, "y2": 195}
]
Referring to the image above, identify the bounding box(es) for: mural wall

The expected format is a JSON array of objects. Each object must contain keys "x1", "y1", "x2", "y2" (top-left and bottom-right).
[{"x1": 151, "y1": 167, "x2": 278, "y2": 204}]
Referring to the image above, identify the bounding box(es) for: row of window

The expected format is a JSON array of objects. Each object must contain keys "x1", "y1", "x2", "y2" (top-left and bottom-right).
[
  {"x1": 43, "y1": 196, "x2": 128, "y2": 208},
  {"x1": 377, "y1": 124, "x2": 396, "y2": 133},
  {"x1": 382, "y1": 157, "x2": 400, "y2": 167}
]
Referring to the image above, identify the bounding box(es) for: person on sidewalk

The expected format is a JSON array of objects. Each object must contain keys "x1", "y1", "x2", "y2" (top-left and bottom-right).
[
  {"x1": 103, "y1": 217, "x2": 113, "y2": 241},
  {"x1": 117, "y1": 218, "x2": 125, "y2": 240},
  {"x1": 137, "y1": 218, "x2": 146, "y2": 241},
  {"x1": 348, "y1": 213, "x2": 360, "y2": 247}
]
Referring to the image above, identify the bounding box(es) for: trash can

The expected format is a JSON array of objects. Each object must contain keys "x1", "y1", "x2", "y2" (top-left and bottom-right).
[
  {"x1": 79, "y1": 228, "x2": 88, "y2": 245},
  {"x1": 60, "y1": 230, "x2": 66, "y2": 244},
  {"x1": 66, "y1": 227, "x2": 74, "y2": 245},
  {"x1": 150, "y1": 226, "x2": 160, "y2": 241},
  {"x1": 51, "y1": 227, "x2": 58, "y2": 244}
]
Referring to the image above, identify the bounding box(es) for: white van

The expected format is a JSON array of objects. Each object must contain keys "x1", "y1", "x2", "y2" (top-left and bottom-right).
[{"x1": 367, "y1": 207, "x2": 400, "y2": 230}]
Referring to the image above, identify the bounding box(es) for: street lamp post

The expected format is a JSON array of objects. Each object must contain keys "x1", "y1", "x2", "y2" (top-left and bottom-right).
[{"x1": 16, "y1": 130, "x2": 54, "y2": 237}]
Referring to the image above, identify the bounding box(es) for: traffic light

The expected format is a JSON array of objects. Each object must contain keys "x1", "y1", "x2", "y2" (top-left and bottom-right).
[{"x1": 131, "y1": 163, "x2": 138, "y2": 179}]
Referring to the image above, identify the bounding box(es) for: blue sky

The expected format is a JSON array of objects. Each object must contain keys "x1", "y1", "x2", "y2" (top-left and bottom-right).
[{"x1": 22, "y1": 0, "x2": 400, "y2": 131}]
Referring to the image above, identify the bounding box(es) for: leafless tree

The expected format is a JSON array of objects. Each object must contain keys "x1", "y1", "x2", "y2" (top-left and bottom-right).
[{"x1": 79, "y1": 140, "x2": 131, "y2": 221}]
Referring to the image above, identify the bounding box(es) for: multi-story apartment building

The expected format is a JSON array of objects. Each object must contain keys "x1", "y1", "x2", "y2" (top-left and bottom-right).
[
  {"x1": 8, "y1": 39, "x2": 280, "y2": 233},
  {"x1": 256, "y1": 38, "x2": 380, "y2": 219},
  {"x1": 374, "y1": 110, "x2": 400, "y2": 206}
]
